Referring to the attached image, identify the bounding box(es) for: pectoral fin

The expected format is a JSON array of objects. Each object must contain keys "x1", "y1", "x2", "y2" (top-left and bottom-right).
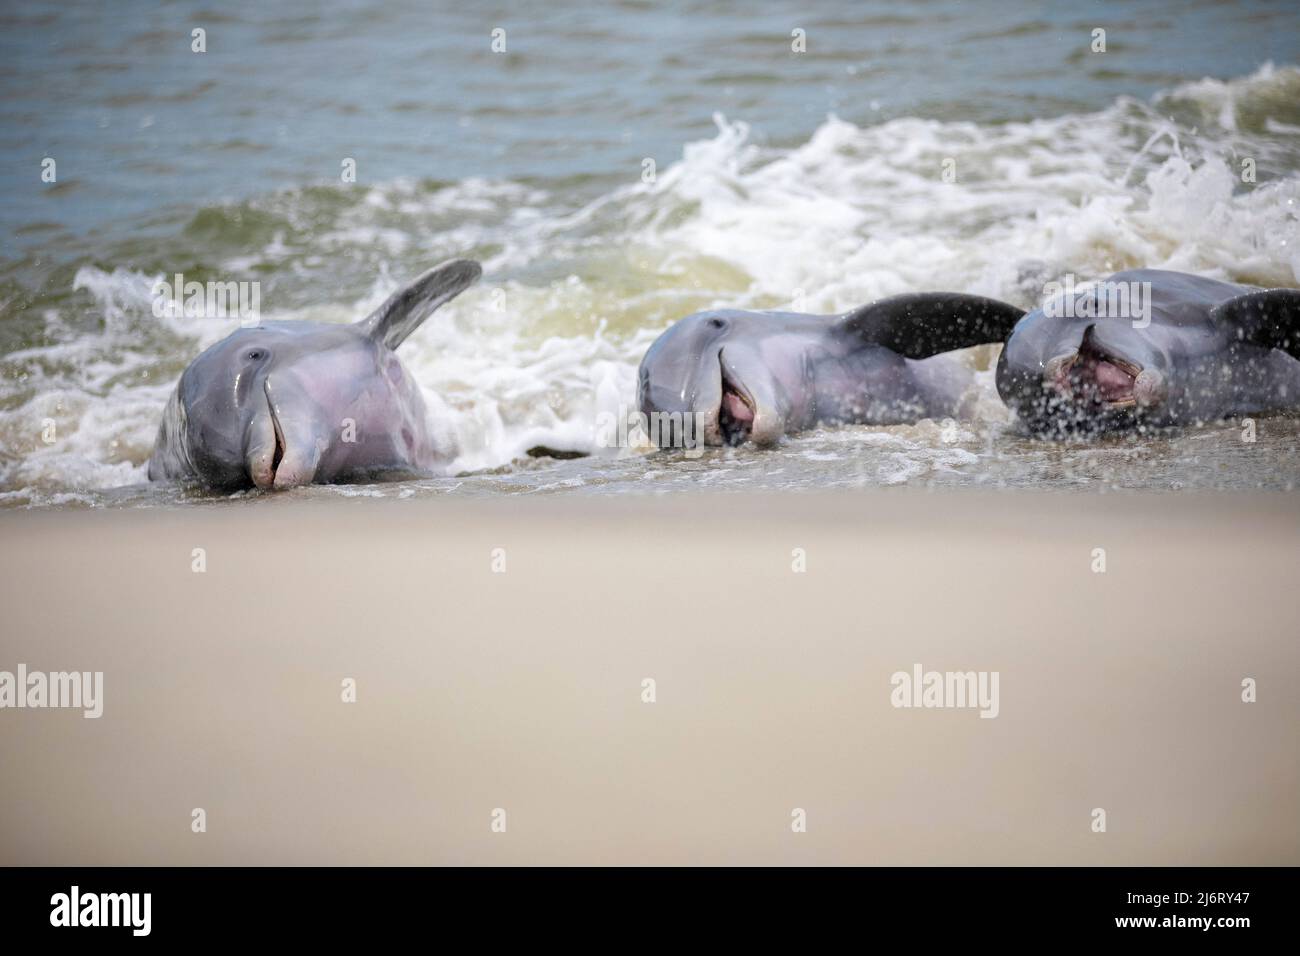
[
  {"x1": 834, "y1": 292, "x2": 1026, "y2": 359},
  {"x1": 1209, "y1": 288, "x2": 1300, "y2": 358}
]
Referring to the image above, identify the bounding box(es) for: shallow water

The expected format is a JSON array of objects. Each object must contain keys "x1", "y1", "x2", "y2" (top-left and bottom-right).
[{"x1": 2, "y1": 1, "x2": 1299, "y2": 506}]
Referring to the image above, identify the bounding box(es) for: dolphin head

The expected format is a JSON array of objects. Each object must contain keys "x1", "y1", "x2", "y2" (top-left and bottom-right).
[
  {"x1": 638, "y1": 293, "x2": 1029, "y2": 448},
  {"x1": 159, "y1": 323, "x2": 410, "y2": 489},
  {"x1": 997, "y1": 309, "x2": 1170, "y2": 435},
  {"x1": 637, "y1": 310, "x2": 807, "y2": 447},
  {"x1": 148, "y1": 259, "x2": 481, "y2": 489}
]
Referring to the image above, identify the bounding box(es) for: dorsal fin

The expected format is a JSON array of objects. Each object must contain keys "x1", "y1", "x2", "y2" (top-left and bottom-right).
[
  {"x1": 358, "y1": 259, "x2": 482, "y2": 349},
  {"x1": 834, "y1": 292, "x2": 1026, "y2": 359}
]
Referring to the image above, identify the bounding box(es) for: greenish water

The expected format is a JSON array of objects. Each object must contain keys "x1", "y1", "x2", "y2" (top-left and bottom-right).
[{"x1": 1, "y1": 1, "x2": 1299, "y2": 505}]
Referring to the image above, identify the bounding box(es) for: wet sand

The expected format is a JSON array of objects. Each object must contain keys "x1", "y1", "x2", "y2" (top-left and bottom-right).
[{"x1": 0, "y1": 491, "x2": 1296, "y2": 865}]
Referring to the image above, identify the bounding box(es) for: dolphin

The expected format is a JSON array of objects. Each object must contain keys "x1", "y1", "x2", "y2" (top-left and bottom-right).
[
  {"x1": 147, "y1": 258, "x2": 481, "y2": 489},
  {"x1": 636, "y1": 293, "x2": 1027, "y2": 446},
  {"x1": 995, "y1": 269, "x2": 1300, "y2": 435}
]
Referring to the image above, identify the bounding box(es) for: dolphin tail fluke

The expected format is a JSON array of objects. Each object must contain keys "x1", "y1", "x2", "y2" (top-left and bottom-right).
[
  {"x1": 1210, "y1": 289, "x2": 1300, "y2": 359},
  {"x1": 358, "y1": 258, "x2": 482, "y2": 350},
  {"x1": 835, "y1": 293, "x2": 1026, "y2": 359}
]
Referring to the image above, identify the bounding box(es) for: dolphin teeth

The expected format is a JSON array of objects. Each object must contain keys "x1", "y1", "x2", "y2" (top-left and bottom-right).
[
  {"x1": 1106, "y1": 356, "x2": 1143, "y2": 378},
  {"x1": 1063, "y1": 335, "x2": 1145, "y2": 408},
  {"x1": 1043, "y1": 352, "x2": 1079, "y2": 394}
]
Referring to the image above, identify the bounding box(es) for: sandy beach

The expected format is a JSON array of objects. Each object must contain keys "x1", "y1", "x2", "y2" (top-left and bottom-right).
[{"x1": 1, "y1": 490, "x2": 1295, "y2": 865}]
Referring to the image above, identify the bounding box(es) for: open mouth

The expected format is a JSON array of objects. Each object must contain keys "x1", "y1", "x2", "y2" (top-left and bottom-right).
[
  {"x1": 249, "y1": 379, "x2": 287, "y2": 490},
  {"x1": 1055, "y1": 332, "x2": 1142, "y2": 410},
  {"x1": 270, "y1": 405, "x2": 286, "y2": 481},
  {"x1": 719, "y1": 366, "x2": 755, "y2": 446}
]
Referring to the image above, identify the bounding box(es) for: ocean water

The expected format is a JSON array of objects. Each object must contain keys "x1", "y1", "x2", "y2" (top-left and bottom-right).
[{"x1": 1, "y1": 0, "x2": 1299, "y2": 506}]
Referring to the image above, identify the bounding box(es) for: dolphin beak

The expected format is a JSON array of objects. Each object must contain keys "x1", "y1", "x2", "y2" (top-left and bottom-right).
[
  {"x1": 246, "y1": 402, "x2": 288, "y2": 491},
  {"x1": 718, "y1": 357, "x2": 756, "y2": 446},
  {"x1": 245, "y1": 396, "x2": 278, "y2": 491},
  {"x1": 268, "y1": 379, "x2": 324, "y2": 490},
  {"x1": 719, "y1": 347, "x2": 783, "y2": 446},
  {"x1": 246, "y1": 378, "x2": 323, "y2": 490}
]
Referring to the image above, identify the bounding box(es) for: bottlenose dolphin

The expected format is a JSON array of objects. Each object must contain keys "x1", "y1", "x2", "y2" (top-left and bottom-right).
[
  {"x1": 147, "y1": 259, "x2": 481, "y2": 489},
  {"x1": 636, "y1": 293, "x2": 1027, "y2": 446},
  {"x1": 995, "y1": 269, "x2": 1300, "y2": 435}
]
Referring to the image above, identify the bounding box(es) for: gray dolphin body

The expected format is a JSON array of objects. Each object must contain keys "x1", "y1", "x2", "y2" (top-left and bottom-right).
[
  {"x1": 148, "y1": 259, "x2": 481, "y2": 489},
  {"x1": 995, "y1": 269, "x2": 1300, "y2": 435},
  {"x1": 637, "y1": 293, "x2": 1027, "y2": 446}
]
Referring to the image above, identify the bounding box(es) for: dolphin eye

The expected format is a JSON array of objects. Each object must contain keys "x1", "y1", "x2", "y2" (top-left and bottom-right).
[
  {"x1": 245, "y1": 348, "x2": 267, "y2": 362},
  {"x1": 708, "y1": 317, "x2": 726, "y2": 330}
]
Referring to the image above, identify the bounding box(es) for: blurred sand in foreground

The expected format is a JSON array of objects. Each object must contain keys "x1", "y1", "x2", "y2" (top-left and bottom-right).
[{"x1": 0, "y1": 491, "x2": 1297, "y2": 865}]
